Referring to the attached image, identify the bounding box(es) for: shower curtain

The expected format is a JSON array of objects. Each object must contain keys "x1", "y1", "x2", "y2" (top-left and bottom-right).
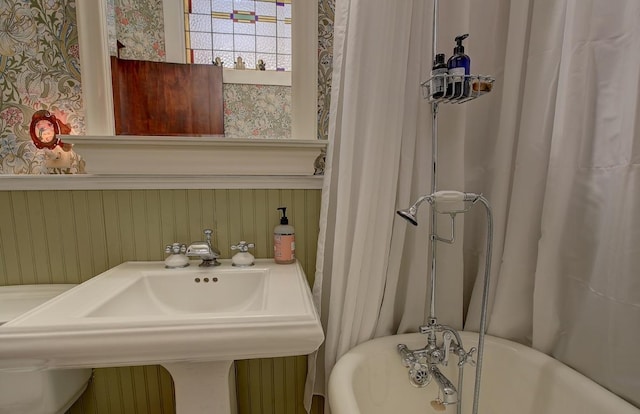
[
  {"x1": 312, "y1": 0, "x2": 640, "y2": 411},
  {"x1": 464, "y1": 0, "x2": 640, "y2": 407}
]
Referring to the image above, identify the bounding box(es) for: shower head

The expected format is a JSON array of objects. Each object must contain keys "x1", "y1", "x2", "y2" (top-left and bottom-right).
[
  {"x1": 397, "y1": 192, "x2": 482, "y2": 226},
  {"x1": 396, "y1": 195, "x2": 432, "y2": 226},
  {"x1": 397, "y1": 207, "x2": 419, "y2": 226}
]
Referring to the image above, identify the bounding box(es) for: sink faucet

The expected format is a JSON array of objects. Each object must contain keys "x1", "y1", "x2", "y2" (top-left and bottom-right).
[{"x1": 186, "y1": 229, "x2": 221, "y2": 267}]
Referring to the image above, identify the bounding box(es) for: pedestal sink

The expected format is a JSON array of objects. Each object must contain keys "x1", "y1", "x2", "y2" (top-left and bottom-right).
[{"x1": 0, "y1": 259, "x2": 324, "y2": 414}]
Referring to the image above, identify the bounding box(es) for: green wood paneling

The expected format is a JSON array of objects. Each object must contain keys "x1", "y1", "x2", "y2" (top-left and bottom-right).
[{"x1": 0, "y1": 189, "x2": 323, "y2": 414}]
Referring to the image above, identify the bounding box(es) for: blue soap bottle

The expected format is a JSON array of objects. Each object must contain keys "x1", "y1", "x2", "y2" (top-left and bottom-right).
[{"x1": 447, "y1": 34, "x2": 471, "y2": 98}]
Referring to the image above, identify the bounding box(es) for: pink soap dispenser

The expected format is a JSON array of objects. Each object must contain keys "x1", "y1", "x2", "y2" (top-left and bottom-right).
[{"x1": 274, "y1": 207, "x2": 295, "y2": 264}]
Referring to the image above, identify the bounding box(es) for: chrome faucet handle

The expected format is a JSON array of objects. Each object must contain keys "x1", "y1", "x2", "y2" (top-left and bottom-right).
[
  {"x1": 231, "y1": 241, "x2": 255, "y2": 252},
  {"x1": 165, "y1": 243, "x2": 186, "y2": 255},
  {"x1": 397, "y1": 344, "x2": 416, "y2": 367},
  {"x1": 458, "y1": 347, "x2": 477, "y2": 367},
  {"x1": 442, "y1": 331, "x2": 453, "y2": 366}
]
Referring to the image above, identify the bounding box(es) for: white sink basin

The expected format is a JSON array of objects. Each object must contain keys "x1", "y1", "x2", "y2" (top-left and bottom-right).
[
  {"x1": 87, "y1": 269, "x2": 267, "y2": 317},
  {"x1": 0, "y1": 259, "x2": 324, "y2": 414}
]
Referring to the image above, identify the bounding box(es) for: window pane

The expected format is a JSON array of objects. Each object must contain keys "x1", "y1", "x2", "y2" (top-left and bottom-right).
[
  {"x1": 212, "y1": 17, "x2": 234, "y2": 33},
  {"x1": 256, "y1": 21, "x2": 276, "y2": 36},
  {"x1": 233, "y1": 0, "x2": 255, "y2": 12},
  {"x1": 191, "y1": 32, "x2": 212, "y2": 49},
  {"x1": 277, "y1": 20, "x2": 291, "y2": 38},
  {"x1": 191, "y1": 0, "x2": 212, "y2": 13},
  {"x1": 277, "y1": 3, "x2": 290, "y2": 20},
  {"x1": 234, "y1": 20, "x2": 256, "y2": 35},
  {"x1": 193, "y1": 49, "x2": 213, "y2": 64},
  {"x1": 277, "y1": 37, "x2": 290, "y2": 55},
  {"x1": 212, "y1": 0, "x2": 232, "y2": 13},
  {"x1": 185, "y1": 0, "x2": 292, "y2": 71},
  {"x1": 213, "y1": 33, "x2": 234, "y2": 50},
  {"x1": 277, "y1": 54, "x2": 291, "y2": 71},
  {"x1": 234, "y1": 34, "x2": 256, "y2": 52},
  {"x1": 189, "y1": 13, "x2": 211, "y2": 32},
  {"x1": 255, "y1": 1, "x2": 276, "y2": 16},
  {"x1": 256, "y1": 36, "x2": 276, "y2": 53}
]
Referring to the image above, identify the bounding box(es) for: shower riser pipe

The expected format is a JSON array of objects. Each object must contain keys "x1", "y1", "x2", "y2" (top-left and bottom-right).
[{"x1": 430, "y1": 103, "x2": 439, "y2": 321}]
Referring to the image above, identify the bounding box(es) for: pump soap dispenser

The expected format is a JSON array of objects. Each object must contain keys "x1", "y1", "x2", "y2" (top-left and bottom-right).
[
  {"x1": 274, "y1": 207, "x2": 295, "y2": 264},
  {"x1": 447, "y1": 34, "x2": 471, "y2": 98}
]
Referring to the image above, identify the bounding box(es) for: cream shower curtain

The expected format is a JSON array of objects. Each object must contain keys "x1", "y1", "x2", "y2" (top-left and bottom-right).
[
  {"x1": 313, "y1": 0, "x2": 640, "y2": 411},
  {"x1": 465, "y1": 0, "x2": 640, "y2": 407}
]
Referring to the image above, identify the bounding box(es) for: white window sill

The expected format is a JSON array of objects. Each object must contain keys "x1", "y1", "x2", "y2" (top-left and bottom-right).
[{"x1": 223, "y1": 69, "x2": 291, "y2": 86}]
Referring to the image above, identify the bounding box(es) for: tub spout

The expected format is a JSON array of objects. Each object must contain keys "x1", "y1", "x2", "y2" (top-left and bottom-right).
[{"x1": 429, "y1": 365, "x2": 457, "y2": 405}]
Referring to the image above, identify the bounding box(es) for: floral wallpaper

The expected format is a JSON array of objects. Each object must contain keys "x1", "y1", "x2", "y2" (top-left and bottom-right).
[
  {"x1": 224, "y1": 84, "x2": 291, "y2": 138},
  {"x1": 109, "y1": 0, "x2": 166, "y2": 62},
  {"x1": 0, "y1": 0, "x2": 85, "y2": 174},
  {"x1": 318, "y1": 0, "x2": 334, "y2": 141}
]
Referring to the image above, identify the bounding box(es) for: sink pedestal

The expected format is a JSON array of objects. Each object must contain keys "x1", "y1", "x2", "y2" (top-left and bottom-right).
[{"x1": 163, "y1": 360, "x2": 237, "y2": 414}]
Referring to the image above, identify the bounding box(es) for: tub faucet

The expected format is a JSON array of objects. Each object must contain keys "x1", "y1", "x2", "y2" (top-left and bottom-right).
[
  {"x1": 186, "y1": 229, "x2": 221, "y2": 267},
  {"x1": 429, "y1": 364, "x2": 458, "y2": 405},
  {"x1": 398, "y1": 321, "x2": 469, "y2": 406}
]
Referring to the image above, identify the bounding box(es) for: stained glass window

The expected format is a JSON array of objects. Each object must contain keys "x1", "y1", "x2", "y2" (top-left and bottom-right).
[{"x1": 184, "y1": 0, "x2": 292, "y2": 71}]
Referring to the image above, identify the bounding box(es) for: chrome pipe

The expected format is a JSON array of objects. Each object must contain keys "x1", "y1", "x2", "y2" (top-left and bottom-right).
[
  {"x1": 457, "y1": 365, "x2": 464, "y2": 414},
  {"x1": 429, "y1": 106, "x2": 439, "y2": 320},
  {"x1": 471, "y1": 195, "x2": 493, "y2": 414},
  {"x1": 432, "y1": 0, "x2": 438, "y2": 62}
]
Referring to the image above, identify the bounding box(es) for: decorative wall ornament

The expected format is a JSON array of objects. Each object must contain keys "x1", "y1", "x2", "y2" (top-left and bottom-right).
[{"x1": 314, "y1": 147, "x2": 326, "y2": 175}]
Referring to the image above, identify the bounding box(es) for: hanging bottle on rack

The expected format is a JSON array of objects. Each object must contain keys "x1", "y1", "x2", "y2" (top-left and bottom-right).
[
  {"x1": 447, "y1": 34, "x2": 471, "y2": 99},
  {"x1": 430, "y1": 53, "x2": 448, "y2": 99}
]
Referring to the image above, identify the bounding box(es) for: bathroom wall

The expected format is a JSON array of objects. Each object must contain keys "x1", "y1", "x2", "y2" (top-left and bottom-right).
[
  {"x1": 0, "y1": 188, "x2": 323, "y2": 414},
  {"x1": 0, "y1": 0, "x2": 332, "y2": 171}
]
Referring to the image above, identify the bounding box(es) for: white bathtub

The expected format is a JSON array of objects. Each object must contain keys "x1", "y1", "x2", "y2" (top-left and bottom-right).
[{"x1": 329, "y1": 331, "x2": 639, "y2": 414}]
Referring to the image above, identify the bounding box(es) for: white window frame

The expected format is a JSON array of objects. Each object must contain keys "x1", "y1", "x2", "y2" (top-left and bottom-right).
[{"x1": 41, "y1": 0, "x2": 324, "y2": 191}]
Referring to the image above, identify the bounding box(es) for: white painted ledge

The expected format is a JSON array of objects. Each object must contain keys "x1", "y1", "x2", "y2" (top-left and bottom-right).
[
  {"x1": 0, "y1": 175, "x2": 324, "y2": 191},
  {"x1": 66, "y1": 136, "x2": 325, "y2": 175},
  {"x1": 223, "y1": 69, "x2": 291, "y2": 86},
  {"x1": 0, "y1": 137, "x2": 327, "y2": 191}
]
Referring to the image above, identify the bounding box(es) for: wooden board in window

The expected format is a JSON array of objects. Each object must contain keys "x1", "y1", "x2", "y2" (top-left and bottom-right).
[{"x1": 111, "y1": 56, "x2": 224, "y2": 136}]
